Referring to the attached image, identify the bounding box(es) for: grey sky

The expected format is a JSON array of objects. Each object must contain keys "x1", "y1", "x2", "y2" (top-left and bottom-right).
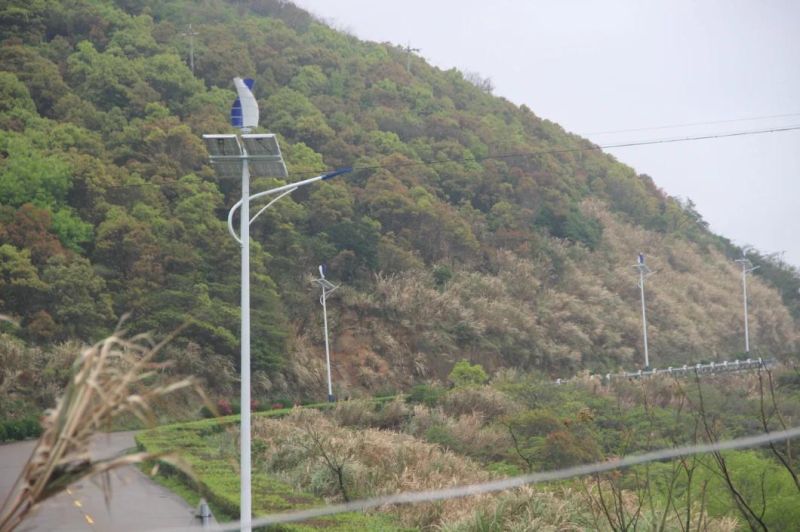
[{"x1": 294, "y1": 0, "x2": 800, "y2": 267}]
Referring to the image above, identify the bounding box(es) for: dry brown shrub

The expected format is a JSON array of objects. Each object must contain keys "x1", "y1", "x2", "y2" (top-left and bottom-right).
[
  {"x1": 374, "y1": 396, "x2": 410, "y2": 430},
  {"x1": 164, "y1": 341, "x2": 236, "y2": 396},
  {"x1": 441, "y1": 485, "x2": 593, "y2": 532},
  {"x1": 0, "y1": 336, "x2": 82, "y2": 412},
  {"x1": 406, "y1": 404, "x2": 447, "y2": 437},
  {"x1": 332, "y1": 399, "x2": 375, "y2": 428},
  {"x1": 440, "y1": 386, "x2": 520, "y2": 419},
  {"x1": 252, "y1": 408, "x2": 498, "y2": 528},
  {"x1": 286, "y1": 333, "x2": 328, "y2": 398},
  {"x1": 448, "y1": 412, "x2": 513, "y2": 461}
]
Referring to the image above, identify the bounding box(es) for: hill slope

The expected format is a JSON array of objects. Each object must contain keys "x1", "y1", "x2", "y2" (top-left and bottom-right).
[{"x1": 0, "y1": 0, "x2": 797, "y2": 401}]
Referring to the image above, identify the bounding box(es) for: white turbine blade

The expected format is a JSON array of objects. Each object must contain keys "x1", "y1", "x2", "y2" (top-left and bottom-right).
[{"x1": 234, "y1": 77, "x2": 259, "y2": 130}]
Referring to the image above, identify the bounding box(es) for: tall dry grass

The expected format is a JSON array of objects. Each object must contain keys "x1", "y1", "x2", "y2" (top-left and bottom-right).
[
  {"x1": 252, "y1": 408, "x2": 498, "y2": 528},
  {"x1": 0, "y1": 331, "x2": 204, "y2": 532}
]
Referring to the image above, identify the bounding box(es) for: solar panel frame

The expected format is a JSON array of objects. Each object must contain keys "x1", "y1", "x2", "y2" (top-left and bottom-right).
[
  {"x1": 203, "y1": 134, "x2": 242, "y2": 157},
  {"x1": 212, "y1": 160, "x2": 245, "y2": 179},
  {"x1": 248, "y1": 159, "x2": 289, "y2": 178},
  {"x1": 242, "y1": 134, "x2": 288, "y2": 178},
  {"x1": 203, "y1": 133, "x2": 288, "y2": 179}
]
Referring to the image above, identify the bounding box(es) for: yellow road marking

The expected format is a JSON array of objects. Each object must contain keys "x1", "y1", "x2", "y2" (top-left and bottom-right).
[{"x1": 65, "y1": 485, "x2": 94, "y2": 528}]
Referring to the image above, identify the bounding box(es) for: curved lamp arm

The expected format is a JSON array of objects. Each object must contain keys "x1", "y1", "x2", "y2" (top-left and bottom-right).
[
  {"x1": 226, "y1": 167, "x2": 352, "y2": 243},
  {"x1": 250, "y1": 187, "x2": 297, "y2": 225},
  {"x1": 319, "y1": 283, "x2": 340, "y2": 305}
]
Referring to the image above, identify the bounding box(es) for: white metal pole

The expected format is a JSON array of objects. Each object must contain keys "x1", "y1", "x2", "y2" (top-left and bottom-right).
[
  {"x1": 639, "y1": 268, "x2": 650, "y2": 369},
  {"x1": 321, "y1": 286, "x2": 334, "y2": 402},
  {"x1": 188, "y1": 26, "x2": 195, "y2": 75},
  {"x1": 742, "y1": 261, "x2": 750, "y2": 353},
  {"x1": 240, "y1": 157, "x2": 252, "y2": 532}
]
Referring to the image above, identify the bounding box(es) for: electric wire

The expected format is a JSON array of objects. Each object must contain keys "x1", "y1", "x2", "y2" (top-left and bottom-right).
[
  {"x1": 155, "y1": 425, "x2": 800, "y2": 531},
  {"x1": 104, "y1": 123, "x2": 800, "y2": 189},
  {"x1": 586, "y1": 111, "x2": 800, "y2": 136},
  {"x1": 319, "y1": 123, "x2": 800, "y2": 181}
]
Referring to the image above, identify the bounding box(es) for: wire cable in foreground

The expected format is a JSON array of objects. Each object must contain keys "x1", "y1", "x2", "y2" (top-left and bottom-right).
[{"x1": 165, "y1": 425, "x2": 800, "y2": 531}]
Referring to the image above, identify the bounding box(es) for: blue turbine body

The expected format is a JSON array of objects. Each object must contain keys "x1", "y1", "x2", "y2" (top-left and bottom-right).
[{"x1": 231, "y1": 78, "x2": 257, "y2": 129}]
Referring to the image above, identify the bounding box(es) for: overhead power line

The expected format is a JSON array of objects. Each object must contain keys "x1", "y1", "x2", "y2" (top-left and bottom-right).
[
  {"x1": 587, "y1": 111, "x2": 800, "y2": 136},
  {"x1": 160, "y1": 425, "x2": 800, "y2": 531},
  {"x1": 308, "y1": 123, "x2": 800, "y2": 180},
  {"x1": 105, "y1": 123, "x2": 800, "y2": 188}
]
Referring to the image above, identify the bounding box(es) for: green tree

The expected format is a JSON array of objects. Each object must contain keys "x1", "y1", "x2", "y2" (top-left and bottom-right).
[
  {"x1": 448, "y1": 359, "x2": 488, "y2": 387},
  {"x1": 66, "y1": 40, "x2": 157, "y2": 116},
  {"x1": 41, "y1": 255, "x2": 114, "y2": 340},
  {"x1": 0, "y1": 45, "x2": 69, "y2": 116},
  {"x1": 0, "y1": 244, "x2": 48, "y2": 317},
  {"x1": 0, "y1": 72, "x2": 36, "y2": 115},
  {"x1": 0, "y1": 132, "x2": 72, "y2": 209},
  {"x1": 0, "y1": 204, "x2": 66, "y2": 266}
]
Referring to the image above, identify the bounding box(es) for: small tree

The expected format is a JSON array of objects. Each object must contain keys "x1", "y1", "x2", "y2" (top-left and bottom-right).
[{"x1": 448, "y1": 359, "x2": 488, "y2": 387}]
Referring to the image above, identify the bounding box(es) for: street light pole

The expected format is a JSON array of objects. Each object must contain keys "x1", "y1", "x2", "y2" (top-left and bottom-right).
[
  {"x1": 321, "y1": 280, "x2": 333, "y2": 401},
  {"x1": 735, "y1": 256, "x2": 760, "y2": 353},
  {"x1": 238, "y1": 153, "x2": 252, "y2": 529},
  {"x1": 313, "y1": 265, "x2": 339, "y2": 402},
  {"x1": 203, "y1": 77, "x2": 351, "y2": 532},
  {"x1": 634, "y1": 253, "x2": 654, "y2": 369}
]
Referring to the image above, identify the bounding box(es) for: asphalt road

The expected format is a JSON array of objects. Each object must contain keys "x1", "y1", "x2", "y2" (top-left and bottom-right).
[{"x1": 0, "y1": 432, "x2": 208, "y2": 531}]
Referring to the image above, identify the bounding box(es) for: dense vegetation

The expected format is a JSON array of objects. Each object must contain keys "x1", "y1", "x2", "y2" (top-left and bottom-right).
[
  {"x1": 0, "y1": 0, "x2": 798, "y2": 418},
  {"x1": 138, "y1": 365, "x2": 800, "y2": 530}
]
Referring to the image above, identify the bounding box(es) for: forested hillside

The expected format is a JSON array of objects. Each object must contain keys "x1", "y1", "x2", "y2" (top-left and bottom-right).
[{"x1": 1, "y1": 0, "x2": 798, "y2": 404}]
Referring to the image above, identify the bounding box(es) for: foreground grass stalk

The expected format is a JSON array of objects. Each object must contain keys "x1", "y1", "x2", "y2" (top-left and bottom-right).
[{"x1": 0, "y1": 331, "x2": 203, "y2": 532}]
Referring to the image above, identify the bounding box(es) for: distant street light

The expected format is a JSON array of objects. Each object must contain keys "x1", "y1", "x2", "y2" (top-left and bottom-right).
[
  {"x1": 202, "y1": 77, "x2": 350, "y2": 532},
  {"x1": 634, "y1": 253, "x2": 655, "y2": 369},
  {"x1": 312, "y1": 265, "x2": 340, "y2": 402},
  {"x1": 734, "y1": 255, "x2": 760, "y2": 353}
]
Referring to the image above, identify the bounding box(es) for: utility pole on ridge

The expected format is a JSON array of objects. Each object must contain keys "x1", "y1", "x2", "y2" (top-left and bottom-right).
[
  {"x1": 403, "y1": 42, "x2": 421, "y2": 73},
  {"x1": 182, "y1": 24, "x2": 199, "y2": 75}
]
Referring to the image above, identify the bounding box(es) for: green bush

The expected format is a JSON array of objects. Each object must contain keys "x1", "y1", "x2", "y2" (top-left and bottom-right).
[
  {"x1": 407, "y1": 383, "x2": 446, "y2": 407},
  {"x1": 425, "y1": 424, "x2": 460, "y2": 451},
  {"x1": 486, "y1": 461, "x2": 521, "y2": 477},
  {"x1": 448, "y1": 360, "x2": 488, "y2": 387},
  {"x1": 0, "y1": 417, "x2": 42, "y2": 441}
]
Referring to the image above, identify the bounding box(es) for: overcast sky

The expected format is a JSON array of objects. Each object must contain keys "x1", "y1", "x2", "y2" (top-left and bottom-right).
[{"x1": 294, "y1": 0, "x2": 800, "y2": 268}]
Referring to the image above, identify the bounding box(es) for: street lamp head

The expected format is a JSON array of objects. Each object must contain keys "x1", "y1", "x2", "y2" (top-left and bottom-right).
[{"x1": 322, "y1": 167, "x2": 353, "y2": 180}]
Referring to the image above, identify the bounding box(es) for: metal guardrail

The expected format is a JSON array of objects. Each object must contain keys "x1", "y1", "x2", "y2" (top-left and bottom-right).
[{"x1": 555, "y1": 358, "x2": 773, "y2": 385}]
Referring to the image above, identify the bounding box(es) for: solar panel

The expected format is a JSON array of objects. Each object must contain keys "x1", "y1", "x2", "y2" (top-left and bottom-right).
[
  {"x1": 203, "y1": 134, "x2": 242, "y2": 157},
  {"x1": 211, "y1": 160, "x2": 245, "y2": 179},
  {"x1": 241, "y1": 134, "x2": 280, "y2": 156},
  {"x1": 249, "y1": 159, "x2": 288, "y2": 178},
  {"x1": 313, "y1": 277, "x2": 338, "y2": 291},
  {"x1": 203, "y1": 133, "x2": 287, "y2": 179},
  {"x1": 203, "y1": 134, "x2": 244, "y2": 178},
  {"x1": 242, "y1": 134, "x2": 288, "y2": 178}
]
